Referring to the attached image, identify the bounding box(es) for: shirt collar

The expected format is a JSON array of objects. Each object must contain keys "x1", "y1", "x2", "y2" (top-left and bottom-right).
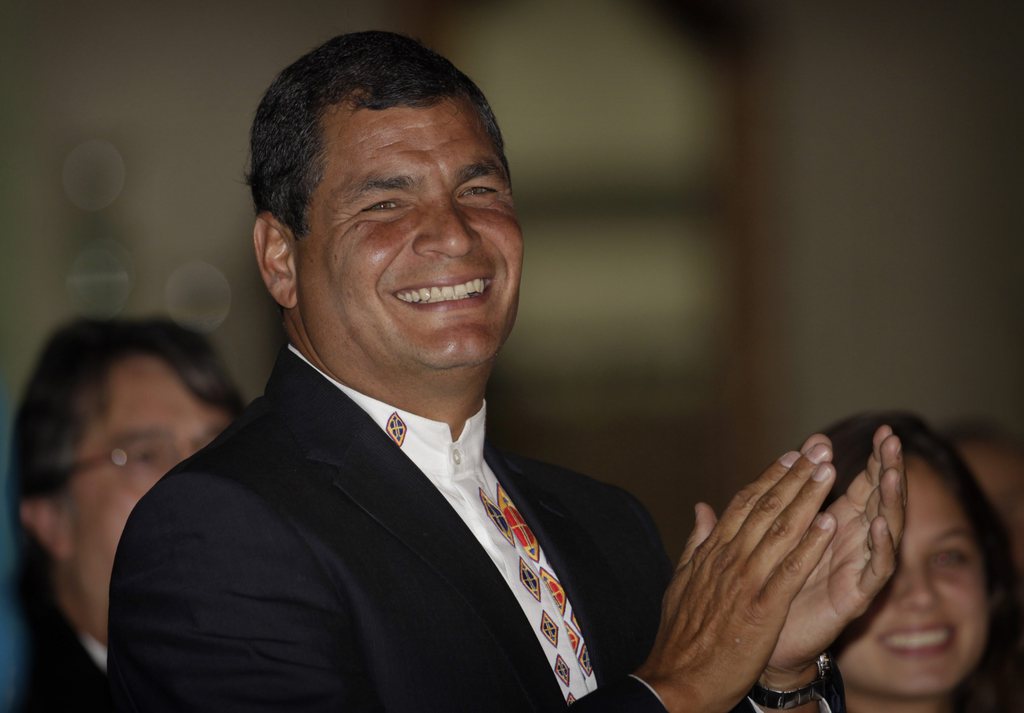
[
  {"x1": 79, "y1": 631, "x2": 107, "y2": 673},
  {"x1": 287, "y1": 344, "x2": 487, "y2": 480}
]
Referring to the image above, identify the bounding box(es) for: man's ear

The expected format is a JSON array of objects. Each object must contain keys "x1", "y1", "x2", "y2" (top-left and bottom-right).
[
  {"x1": 254, "y1": 212, "x2": 298, "y2": 309},
  {"x1": 20, "y1": 496, "x2": 74, "y2": 561}
]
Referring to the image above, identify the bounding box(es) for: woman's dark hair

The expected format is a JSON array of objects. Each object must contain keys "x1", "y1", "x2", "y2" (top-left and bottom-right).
[
  {"x1": 16, "y1": 317, "x2": 243, "y2": 498},
  {"x1": 246, "y1": 30, "x2": 508, "y2": 237},
  {"x1": 823, "y1": 411, "x2": 1020, "y2": 712}
]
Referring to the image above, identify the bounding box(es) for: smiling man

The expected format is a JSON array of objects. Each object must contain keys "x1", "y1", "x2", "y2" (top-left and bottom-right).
[
  {"x1": 254, "y1": 99, "x2": 522, "y2": 440},
  {"x1": 109, "y1": 32, "x2": 906, "y2": 713}
]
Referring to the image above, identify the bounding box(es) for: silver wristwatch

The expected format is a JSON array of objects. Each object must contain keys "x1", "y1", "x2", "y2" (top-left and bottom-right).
[{"x1": 748, "y1": 652, "x2": 833, "y2": 710}]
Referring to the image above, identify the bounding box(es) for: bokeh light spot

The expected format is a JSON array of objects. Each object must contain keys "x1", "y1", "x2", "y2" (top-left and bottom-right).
[
  {"x1": 66, "y1": 238, "x2": 134, "y2": 318},
  {"x1": 165, "y1": 261, "x2": 232, "y2": 333},
  {"x1": 62, "y1": 139, "x2": 126, "y2": 211}
]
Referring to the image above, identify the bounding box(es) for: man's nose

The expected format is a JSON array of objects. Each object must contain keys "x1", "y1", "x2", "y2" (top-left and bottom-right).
[{"x1": 412, "y1": 200, "x2": 476, "y2": 257}]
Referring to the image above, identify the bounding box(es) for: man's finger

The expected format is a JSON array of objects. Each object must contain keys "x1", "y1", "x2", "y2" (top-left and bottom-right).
[
  {"x1": 878, "y1": 463, "x2": 905, "y2": 548},
  {"x1": 879, "y1": 432, "x2": 905, "y2": 503},
  {"x1": 711, "y1": 438, "x2": 831, "y2": 547},
  {"x1": 741, "y1": 459, "x2": 836, "y2": 581},
  {"x1": 844, "y1": 426, "x2": 897, "y2": 508},
  {"x1": 761, "y1": 512, "x2": 836, "y2": 603},
  {"x1": 866, "y1": 425, "x2": 894, "y2": 486},
  {"x1": 727, "y1": 444, "x2": 833, "y2": 556},
  {"x1": 859, "y1": 515, "x2": 896, "y2": 596},
  {"x1": 798, "y1": 433, "x2": 832, "y2": 456},
  {"x1": 678, "y1": 502, "x2": 719, "y2": 567}
]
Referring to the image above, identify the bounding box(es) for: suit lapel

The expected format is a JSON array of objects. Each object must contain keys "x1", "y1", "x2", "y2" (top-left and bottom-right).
[
  {"x1": 488, "y1": 447, "x2": 638, "y2": 686},
  {"x1": 265, "y1": 349, "x2": 563, "y2": 710}
]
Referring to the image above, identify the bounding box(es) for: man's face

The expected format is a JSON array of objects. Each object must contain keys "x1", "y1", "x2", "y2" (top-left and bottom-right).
[
  {"x1": 22, "y1": 354, "x2": 233, "y2": 644},
  {"x1": 267, "y1": 99, "x2": 523, "y2": 406}
]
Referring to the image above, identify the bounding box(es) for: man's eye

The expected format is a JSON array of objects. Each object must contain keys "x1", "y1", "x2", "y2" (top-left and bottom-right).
[
  {"x1": 132, "y1": 446, "x2": 164, "y2": 465},
  {"x1": 364, "y1": 200, "x2": 397, "y2": 211},
  {"x1": 462, "y1": 186, "x2": 495, "y2": 197}
]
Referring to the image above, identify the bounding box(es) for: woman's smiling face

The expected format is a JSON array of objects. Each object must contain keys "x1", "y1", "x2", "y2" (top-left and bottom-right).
[{"x1": 839, "y1": 455, "x2": 990, "y2": 707}]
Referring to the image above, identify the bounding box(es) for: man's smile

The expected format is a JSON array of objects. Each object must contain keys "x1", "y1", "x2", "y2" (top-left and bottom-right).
[{"x1": 395, "y1": 277, "x2": 488, "y2": 304}]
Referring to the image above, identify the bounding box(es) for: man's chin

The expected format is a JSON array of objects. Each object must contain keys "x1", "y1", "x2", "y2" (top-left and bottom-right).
[
  {"x1": 418, "y1": 352, "x2": 499, "y2": 375},
  {"x1": 415, "y1": 328, "x2": 510, "y2": 368},
  {"x1": 410, "y1": 342, "x2": 505, "y2": 376}
]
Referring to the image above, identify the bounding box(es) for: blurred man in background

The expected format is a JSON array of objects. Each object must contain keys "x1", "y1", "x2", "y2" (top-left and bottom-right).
[{"x1": 14, "y1": 318, "x2": 241, "y2": 711}]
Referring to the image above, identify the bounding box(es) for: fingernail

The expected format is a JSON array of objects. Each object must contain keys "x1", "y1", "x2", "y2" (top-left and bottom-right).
[
  {"x1": 815, "y1": 513, "x2": 835, "y2": 531},
  {"x1": 811, "y1": 462, "x2": 834, "y2": 482},
  {"x1": 807, "y1": 443, "x2": 831, "y2": 465},
  {"x1": 779, "y1": 451, "x2": 800, "y2": 468}
]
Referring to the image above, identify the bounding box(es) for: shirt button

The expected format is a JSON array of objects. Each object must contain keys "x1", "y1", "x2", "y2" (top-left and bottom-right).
[{"x1": 452, "y1": 449, "x2": 462, "y2": 465}]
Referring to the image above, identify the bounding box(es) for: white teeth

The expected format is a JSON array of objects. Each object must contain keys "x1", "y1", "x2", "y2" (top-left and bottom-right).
[
  {"x1": 883, "y1": 628, "x2": 950, "y2": 649},
  {"x1": 397, "y1": 278, "x2": 485, "y2": 304}
]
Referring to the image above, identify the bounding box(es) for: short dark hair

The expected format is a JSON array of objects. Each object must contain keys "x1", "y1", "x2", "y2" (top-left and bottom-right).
[
  {"x1": 246, "y1": 30, "x2": 508, "y2": 237},
  {"x1": 15, "y1": 318, "x2": 243, "y2": 498},
  {"x1": 823, "y1": 411, "x2": 1020, "y2": 711}
]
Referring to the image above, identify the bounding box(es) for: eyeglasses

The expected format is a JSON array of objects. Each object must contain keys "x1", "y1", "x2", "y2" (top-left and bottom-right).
[{"x1": 71, "y1": 431, "x2": 195, "y2": 481}]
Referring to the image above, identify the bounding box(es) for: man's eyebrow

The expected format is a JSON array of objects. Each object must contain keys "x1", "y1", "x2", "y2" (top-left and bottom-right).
[
  {"x1": 347, "y1": 174, "x2": 417, "y2": 200},
  {"x1": 327, "y1": 174, "x2": 416, "y2": 210},
  {"x1": 360, "y1": 175, "x2": 416, "y2": 193},
  {"x1": 457, "y1": 161, "x2": 506, "y2": 185}
]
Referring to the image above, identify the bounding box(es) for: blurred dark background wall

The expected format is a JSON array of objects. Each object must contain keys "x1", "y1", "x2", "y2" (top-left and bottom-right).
[{"x1": 2, "y1": 0, "x2": 1021, "y2": 557}]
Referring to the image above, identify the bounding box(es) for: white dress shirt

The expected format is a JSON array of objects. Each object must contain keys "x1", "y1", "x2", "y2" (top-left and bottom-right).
[{"x1": 290, "y1": 346, "x2": 596, "y2": 703}]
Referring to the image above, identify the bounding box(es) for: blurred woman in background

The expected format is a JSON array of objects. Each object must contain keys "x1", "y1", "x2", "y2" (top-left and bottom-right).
[{"x1": 822, "y1": 411, "x2": 1019, "y2": 713}]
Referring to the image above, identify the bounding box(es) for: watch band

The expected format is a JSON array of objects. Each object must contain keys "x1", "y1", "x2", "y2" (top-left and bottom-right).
[{"x1": 748, "y1": 652, "x2": 833, "y2": 710}]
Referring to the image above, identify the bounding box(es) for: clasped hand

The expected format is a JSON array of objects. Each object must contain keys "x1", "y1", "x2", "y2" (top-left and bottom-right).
[{"x1": 635, "y1": 427, "x2": 905, "y2": 713}]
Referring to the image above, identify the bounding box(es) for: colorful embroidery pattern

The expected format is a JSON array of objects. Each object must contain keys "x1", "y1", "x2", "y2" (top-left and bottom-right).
[
  {"x1": 480, "y1": 488, "x2": 514, "y2": 546},
  {"x1": 566, "y1": 626, "x2": 580, "y2": 653},
  {"x1": 578, "y1": 643, "x2": 592, "y2": 677},
  {"x1": 497, "y1": 485, "x2": 540, "y2": 561},
  {"x1": 540, "y1": 568, "x2": 567, "y2": 615},
  {"x1": 477, "y1": 479, "x2": 593, "y2": 697},
  {"x1": 386, "y1": 412, "x2": 407, "y2": 447},
  {"x1": 555, "y1": 655, "x2": 571, "y2": 686},
  {"x1": 519, "y1": 558, "x2": 541, "y2": 601},
  {"x1": 540, "y1": 611, "x2": 559, "y2": 647}
]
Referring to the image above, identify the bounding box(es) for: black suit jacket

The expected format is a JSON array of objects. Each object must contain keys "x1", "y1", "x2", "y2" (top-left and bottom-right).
[{"x1": 109, "y1": 349, "x2": 819, "y2": 712}]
